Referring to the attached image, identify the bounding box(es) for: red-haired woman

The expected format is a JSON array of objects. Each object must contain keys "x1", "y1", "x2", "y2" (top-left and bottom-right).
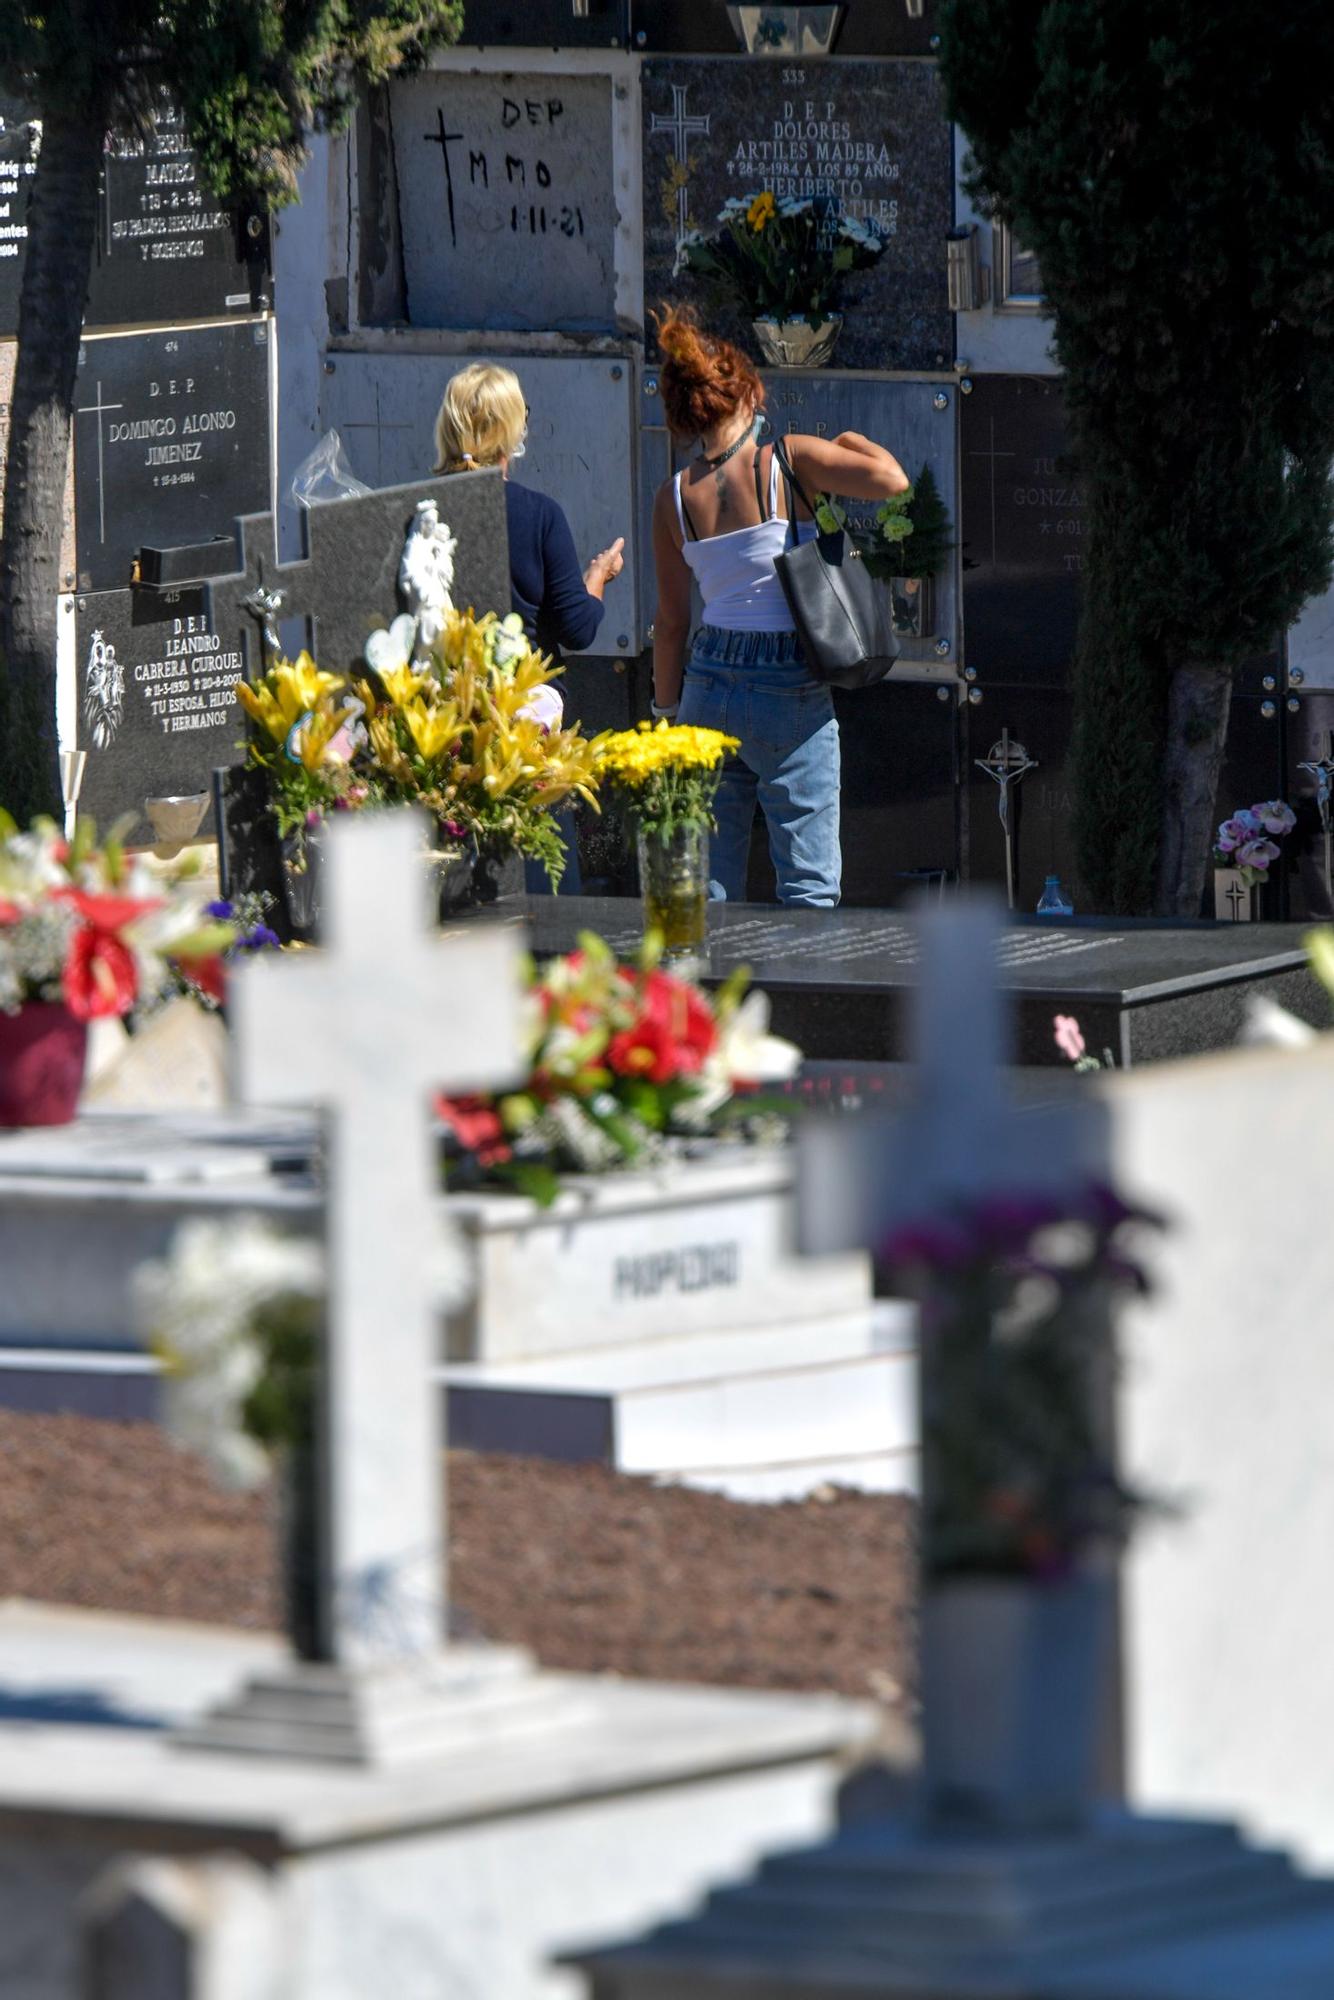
[{"x1": 651, "y1": 310, "x2": 907, "y2": 906}]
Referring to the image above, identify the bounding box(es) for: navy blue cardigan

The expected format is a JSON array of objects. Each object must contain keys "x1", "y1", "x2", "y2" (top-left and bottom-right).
[{"x1": 504, "y1": 480, "x2": 604, "y2": 660}]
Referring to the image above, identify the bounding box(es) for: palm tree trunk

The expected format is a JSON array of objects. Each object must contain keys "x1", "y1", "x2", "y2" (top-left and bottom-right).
[
  {"x1": 0, "y1": 97, "x2": 108, "y2": 822},
  {"x1": 1153, "y1": 661, "x2": 1233, "y2": 917}
]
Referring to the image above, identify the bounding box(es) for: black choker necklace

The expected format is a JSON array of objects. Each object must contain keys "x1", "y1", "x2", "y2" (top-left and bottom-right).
[{"x1": 700, "y1": 420, "x2": 755, "y2": 470}]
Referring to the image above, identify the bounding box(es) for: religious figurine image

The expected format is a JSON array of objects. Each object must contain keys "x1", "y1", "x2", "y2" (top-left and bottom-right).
[
  {"x1": 650, "y1": 307, "x2": 908, "y2": 907},
  {"x1": 433, "y1": 362, "x2": 625, "y2": 893}
]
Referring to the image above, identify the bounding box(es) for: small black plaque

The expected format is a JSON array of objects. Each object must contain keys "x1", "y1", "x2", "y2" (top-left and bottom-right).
[
  {"x1": 73, "y1": 319, "x2": 272, "y2": 593},
  {"x1": 75, "y1": 585, "x2": 246, "y2": 842},
  {"x1": 643, "y1": 57, "x2": 952, "y2": 373},
  {"x1": 959, "y1": 375, "x2": 1087, "y2": 688}
]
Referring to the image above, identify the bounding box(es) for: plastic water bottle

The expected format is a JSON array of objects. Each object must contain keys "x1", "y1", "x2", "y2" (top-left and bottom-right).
[{"x1": 1036, "y1": 875, "x2": 1074, "y2": 918}]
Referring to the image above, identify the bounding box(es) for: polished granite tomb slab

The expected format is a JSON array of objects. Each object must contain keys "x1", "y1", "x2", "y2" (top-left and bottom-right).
[{"x1": 501, "y1": 899, "x2": 1326, "y2": 1067}]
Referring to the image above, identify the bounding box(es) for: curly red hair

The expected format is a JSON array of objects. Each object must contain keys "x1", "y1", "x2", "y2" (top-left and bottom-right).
[{"x1": 655, "y1": 306, "x2": 765, "y2": 441}]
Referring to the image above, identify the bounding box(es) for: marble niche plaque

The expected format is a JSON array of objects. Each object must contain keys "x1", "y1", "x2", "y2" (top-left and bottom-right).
[
  {"x1": 642, "y1": 57, "x2": 952, "y2": 371},
  {"x1": 322, "y1": 349, "x2": 642, "y2": 652},
  {"x1": 74, "y1": 584, "x2": 245, "y2": 842},
  {"x1": 72, "y1": 319, "x2": 273, "y2": 592},
  {"x1": 0, "y1": 92, "x2": 267, "y2": 339},
  {"x1": 391, "y1": 69, "x2": 618, "y2": 332}
]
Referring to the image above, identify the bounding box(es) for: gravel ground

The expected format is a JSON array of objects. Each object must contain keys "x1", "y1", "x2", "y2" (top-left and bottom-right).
[{"x1": 0, "y1": 1411, "x2": 917, "y2": 1707}]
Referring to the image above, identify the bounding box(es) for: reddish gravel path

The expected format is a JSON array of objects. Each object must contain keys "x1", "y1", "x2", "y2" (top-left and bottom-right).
[{"x1": 0, "y1": 1411, "x2": 917, "y2": 1707}]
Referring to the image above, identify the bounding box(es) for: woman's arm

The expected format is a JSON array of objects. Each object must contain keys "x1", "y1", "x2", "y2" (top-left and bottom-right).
[
  {"x1": 583, "y1": 536, "x2": 625, "y2": 602},
  {"x1": 786, "y1": 430, "x2": 909, "y2": 504},
  {"x1": 539, "y1": 497, "x2": 606, "y2": 652},
  {"x1": 651, "y1": 481, "x2": 693, "y2": 712}
]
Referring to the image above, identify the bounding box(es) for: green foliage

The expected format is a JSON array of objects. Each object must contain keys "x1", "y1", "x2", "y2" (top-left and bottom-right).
[
  {"x1": 938, "y1": 0, "x2": 1334, "y2": 910},
  {"x1": 0, "y1": 0, "x2": 464, "y2": 204},
  {"x1": 898, "y1": 464, "x2": 954, "y2": 580}
]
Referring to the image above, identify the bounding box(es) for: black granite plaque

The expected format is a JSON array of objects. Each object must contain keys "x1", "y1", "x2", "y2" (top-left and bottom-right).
[
  {"x1": 75, "y1": 584, "x2": 245, "y2": 842},
  {"x1": 511, "y1": 896, "x2": 1326, "y2": 1068},
  {"x1": 643, "y1": 58, "x2": 952, "y2": 372},
  {"x1": 632, "y1": 1, "x2": 940, "y2": 60},
  {"x1": 966, "y1": 685, "x2": 1082, "y2": 914},
  {"x1": 73, "y1": 319, "x2": 272, "y2": 592},
  {"x1": 459, "y1": 0, "x2": 630, "y2": 48},
  {"x1": 959, "y1": 375, "x2": 1086, "y2": 689},
  {"x1": 0, "y1": 95, "x2": 266, "y2": 339}
]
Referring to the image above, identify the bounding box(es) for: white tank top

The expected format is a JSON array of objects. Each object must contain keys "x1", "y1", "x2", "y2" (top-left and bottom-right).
[{"x1": 674, "y1": 448, "x2": 818, "y2": 633}]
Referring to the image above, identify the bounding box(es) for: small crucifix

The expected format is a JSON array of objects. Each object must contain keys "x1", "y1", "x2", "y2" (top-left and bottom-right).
[{"x1": 974, "y1": 729, "x2": 1037, "y2": 911}]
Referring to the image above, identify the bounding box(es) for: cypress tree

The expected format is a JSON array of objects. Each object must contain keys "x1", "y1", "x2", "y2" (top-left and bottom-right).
[
  {"x1": 938, "y1": 0, "x2": 1334, "y2": 913},
  {"x1": 0, "y1": 0, "x2": 464, "y2": 821}
]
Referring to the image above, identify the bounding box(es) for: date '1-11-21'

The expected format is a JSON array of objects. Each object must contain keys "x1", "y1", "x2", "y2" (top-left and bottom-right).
[{"x1": 510, "y1": 204, "x2": 584, "y2": 238}]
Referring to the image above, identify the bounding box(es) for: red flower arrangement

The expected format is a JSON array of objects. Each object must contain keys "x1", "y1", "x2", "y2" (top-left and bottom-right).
[{"x1": 436, "y1": 933, "x2": 800, "y2": 1199}]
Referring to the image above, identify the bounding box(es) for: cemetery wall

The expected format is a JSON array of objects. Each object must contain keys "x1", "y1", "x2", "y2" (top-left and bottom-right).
[{"x1": 0, "y1": 93, "x2": 280, "y2": 842}]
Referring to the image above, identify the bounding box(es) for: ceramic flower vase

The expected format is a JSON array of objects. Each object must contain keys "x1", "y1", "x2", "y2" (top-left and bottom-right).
[
  {"x1": 751, "y1": 314, "x2": 843, "y2": 369},
  {"x1": 0, "y1": 1003, "x2": 88, "y2": 1128},
  {"x1": 638, "y1": 824, "x2": 709, "y2": 965},
  {"x1": 1213, "y1": 867, "x2": 1254, "y2": 922},
  {"x1": 921, "y1": 1570, "x2": 1113, "y2": 1831},
  {"x1": 280, "y1": 828, "x2": 323, "y2": 940},
  {"x1": 279, "y1": 1439, "x2": 324, "y2": 1663}
]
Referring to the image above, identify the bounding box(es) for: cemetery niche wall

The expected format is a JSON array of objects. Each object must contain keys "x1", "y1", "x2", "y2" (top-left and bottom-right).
[{"x1": 642, "y1": 57, "x2": 952, "y2": 372}]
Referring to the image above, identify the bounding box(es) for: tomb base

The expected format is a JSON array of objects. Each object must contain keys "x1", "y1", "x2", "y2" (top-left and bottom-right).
[
  {"x1": 566, "y1": 1807, "x2": 1334, "y2": 1998},
  {"x1": 174, "y1": 1643, "x2": 579, "y2": 1766}
]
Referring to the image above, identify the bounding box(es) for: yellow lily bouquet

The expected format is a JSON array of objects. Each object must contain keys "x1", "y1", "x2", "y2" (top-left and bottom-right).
[
  {"x1": 234, "y1": 609, "x2": 605, "y2": 888},
  {"x1": 597, "y1": 720, "x2": 738, "y2": 839}
]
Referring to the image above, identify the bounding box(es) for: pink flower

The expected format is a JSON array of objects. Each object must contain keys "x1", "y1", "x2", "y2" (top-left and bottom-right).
[
  {"x1": 1236, "y1": 836, "x2": 1279, "y2": 872},
  {"x1": 1053, "y1": 1014, "x2": 1086, "y2": 1063}
]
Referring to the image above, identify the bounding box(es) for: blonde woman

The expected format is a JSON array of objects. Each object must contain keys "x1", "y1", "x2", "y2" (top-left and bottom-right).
[{"x1": 434, "y1": 363, "x2": 624, "y2": 661}]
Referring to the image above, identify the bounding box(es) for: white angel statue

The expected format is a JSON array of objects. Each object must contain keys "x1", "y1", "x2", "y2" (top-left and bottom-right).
[{"x1": 398, "y1": 499, "x2": 457, "y2": 654}]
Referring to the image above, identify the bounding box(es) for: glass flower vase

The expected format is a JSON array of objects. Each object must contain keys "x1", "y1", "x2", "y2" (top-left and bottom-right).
[{"x1": 638, "y1": 822, "x2": 708, "y2": 965}]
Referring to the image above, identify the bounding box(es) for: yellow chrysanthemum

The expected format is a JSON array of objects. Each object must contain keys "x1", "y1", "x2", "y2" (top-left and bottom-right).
[{"x1": 747, "y1": 190, "x2": 776, "y2": 233}]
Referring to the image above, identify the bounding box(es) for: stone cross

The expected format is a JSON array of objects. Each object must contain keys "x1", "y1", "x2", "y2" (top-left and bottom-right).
[
  {"x1": 798, "y1": 893, "x2": 1105, "y2": 1260},
  {"x1": 228, "y1": 809, "x2": 521, "y2": 1669}
]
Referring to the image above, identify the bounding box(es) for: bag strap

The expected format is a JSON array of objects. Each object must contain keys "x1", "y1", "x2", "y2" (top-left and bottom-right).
[
  {"x1": 674, "y1": 470, "x2": 699, "y2": 542},
  {"x1": 772, "y1": 436, "x2": 816, "y2": 548}
]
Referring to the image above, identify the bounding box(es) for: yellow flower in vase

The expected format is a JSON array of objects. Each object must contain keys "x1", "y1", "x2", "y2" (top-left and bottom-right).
[{"x1": 747, "y1": 190, "x2": 776, "y2": 233}]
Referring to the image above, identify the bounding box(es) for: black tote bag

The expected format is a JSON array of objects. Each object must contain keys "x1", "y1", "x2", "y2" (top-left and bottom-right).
[{"x1": 770, "y1": 439, "x2": 900, "y2": 691}]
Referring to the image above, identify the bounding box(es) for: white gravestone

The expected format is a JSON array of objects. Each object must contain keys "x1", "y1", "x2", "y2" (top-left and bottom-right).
[{"x1": 181, "y1": 809, "x2": 552, "y2": 1761}]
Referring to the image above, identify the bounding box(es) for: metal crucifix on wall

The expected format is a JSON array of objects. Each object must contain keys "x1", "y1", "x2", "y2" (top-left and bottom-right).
[
  {"x1": 1299, "y1": 731, "x2": 1334, "y2": 910},
  {"x1": 974, "y1": 729, "x2": 1038, "y2": 911}
]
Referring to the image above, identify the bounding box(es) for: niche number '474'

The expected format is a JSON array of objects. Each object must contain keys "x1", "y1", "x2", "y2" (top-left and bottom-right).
[{"x1": 510, "y1": 203, "x2": 584, "y2": 238}]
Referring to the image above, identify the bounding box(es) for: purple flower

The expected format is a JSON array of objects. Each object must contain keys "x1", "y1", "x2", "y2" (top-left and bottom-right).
[
  {"x1": 204, "y1": 898, "x2": 233, "y2": 921},
  {"x1": 1217, "y1": 813, "x2": 1260, "y2": 853},
  {"x1": 880, "y1": 1218, "x2": 977, "y2": 1270},
  {"x1": 1236, "y1": 836, "x2": 1279, "y2": 872},
  {"x1": 238, "y1": 924, "x2": 282, "y2": 954}
]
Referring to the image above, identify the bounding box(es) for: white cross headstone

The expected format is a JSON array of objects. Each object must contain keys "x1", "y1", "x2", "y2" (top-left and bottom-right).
[
  {"x1": 798, "y1": 895, "x2": 1106, "y2": 1257},
  {"x1": 229, "y1": 809, "x2": 521, "y2": 1670}
]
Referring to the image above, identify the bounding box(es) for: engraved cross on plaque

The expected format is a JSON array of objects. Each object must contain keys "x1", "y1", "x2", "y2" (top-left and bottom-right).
[
  {"x1": 651, "y1": 83, "x2": 711, "y2": 237},
  {"x1": 72, "y1": 378, "x2": 125, "y2": 552}
]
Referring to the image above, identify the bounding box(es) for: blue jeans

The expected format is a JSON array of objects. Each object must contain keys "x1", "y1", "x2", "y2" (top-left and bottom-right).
[{"x1": 677, "y1": 626, "x2": 841, "y2": 906}]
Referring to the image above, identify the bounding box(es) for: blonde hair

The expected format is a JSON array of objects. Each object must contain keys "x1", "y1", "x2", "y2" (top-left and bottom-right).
[{"x1": 434, "y1": 363, "x2": 527, "y2": 472}]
